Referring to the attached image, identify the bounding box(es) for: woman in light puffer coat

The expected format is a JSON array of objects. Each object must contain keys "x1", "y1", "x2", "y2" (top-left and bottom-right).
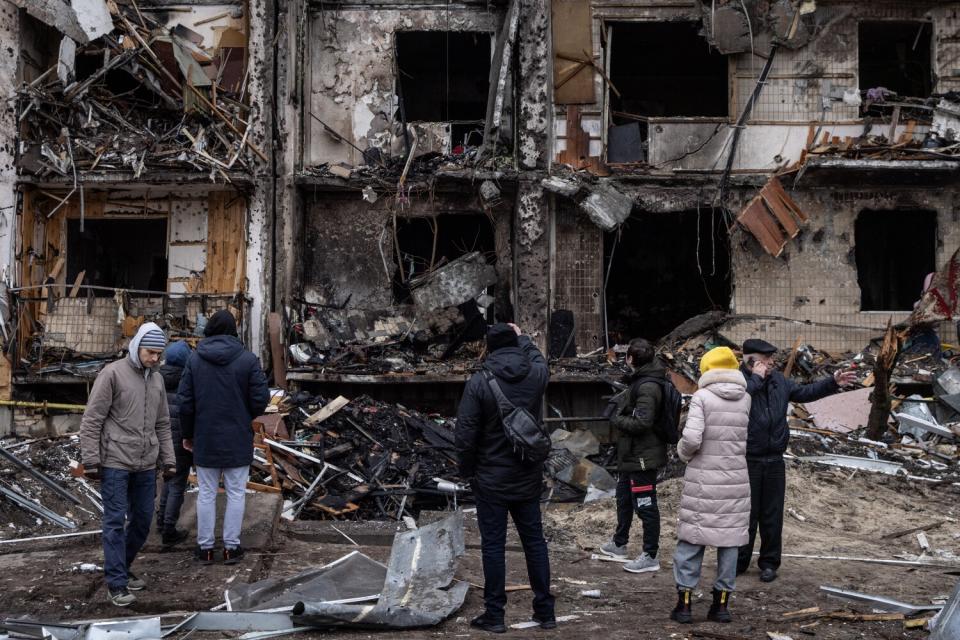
[{"x1": 670, "y1": 346, "x2": 751, "y2": 625}]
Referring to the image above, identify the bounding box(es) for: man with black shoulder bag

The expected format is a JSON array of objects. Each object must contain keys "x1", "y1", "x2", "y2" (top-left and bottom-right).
[{"x1": 455, "y1": 322, "x2": 556, "y2": 634}]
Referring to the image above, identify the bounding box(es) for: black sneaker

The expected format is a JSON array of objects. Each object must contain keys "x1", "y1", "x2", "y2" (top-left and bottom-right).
[
  {"x1": 533, "y1": 614, "x2": 557, "y2": 629},
  {"x1": 760, "y1": 567, "x2": 778, "y2": 583},
  {"x1": 223, "y1": 545, "x2": 245, "y2": 565},
  {"x1": 470, "y1": 614, "x2": 506, "y2": 634},
  {"x1": 195, "y1": 546, "x2": 215, "y2": 565},
  {"x1": 162, "y1": 529, "x2": 189, "y2": 548},
  {"x1": 108, "y1": 586, "x2": 136, "y2": 607}
]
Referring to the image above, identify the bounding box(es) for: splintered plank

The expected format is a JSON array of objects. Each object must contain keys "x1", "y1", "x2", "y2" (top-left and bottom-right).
[
  {"x1": 737, "y1": 196, "x2": 786, "y2": 257},
  {"x1": 304, "y1": 395, "x2": 350, "y2": 426}
]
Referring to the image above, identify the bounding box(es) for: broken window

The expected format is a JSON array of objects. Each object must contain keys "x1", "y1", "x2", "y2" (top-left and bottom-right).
[
  {"x1": 607, "y1": 22, "x2": 728, "y2": 162},
  {"x1": 67, "y1": 218, "x2": 168, "y2": 294},
  {"x1": 392, "y1": 214, "x2": 496, "y2": 307},
  {"x1": 395, "y1": 31, "x2": 491, "y2": 146},
  {"x1": 858, "y1": 21, "x2": 932, "y2": 107},
  {"x1": 855, "y1": 209, "x2": 936, "y2": 312},
  {"x1": 604, "y1": 209, "x2": 730, "y2": 342}
]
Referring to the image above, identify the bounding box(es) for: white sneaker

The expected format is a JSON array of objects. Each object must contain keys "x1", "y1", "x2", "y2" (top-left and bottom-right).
[
  {"x1": 599, "y1": 540, "x2": 628, "y2": 559},
  {"x1": 624, "y1": 552, "x2": 660, "y2": 573}
]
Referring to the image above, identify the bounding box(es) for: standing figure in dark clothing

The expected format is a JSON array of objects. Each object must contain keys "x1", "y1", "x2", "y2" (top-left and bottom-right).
[
  {"x1": 736, "y1": 338, "x2": 857, "y2": 582},
  {"x1": 599, "y1": 337, "x2": 668, "y2": 574},
  {"x1": 157, "y1": 340, "x2": 193, "y2": 547},
  {"x1": 455, "y1": 323, "x2": 555, "y2": 634}
]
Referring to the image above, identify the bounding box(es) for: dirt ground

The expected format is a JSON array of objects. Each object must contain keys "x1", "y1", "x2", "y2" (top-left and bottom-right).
[{"x1": 1, "y1": 460, "x2": 958, "y2": 640}]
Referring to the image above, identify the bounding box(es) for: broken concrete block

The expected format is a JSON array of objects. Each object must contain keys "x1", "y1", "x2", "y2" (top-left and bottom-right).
[
  {"x1": 706, "y1": 5, "x2": 753, "y2": 54},
  {"x1": 10, "y1": 0, "x2": 89, "y2": 44},
  {"x1": 551, "y1": 428, "x2": 600, "y2": 458},
  {"x1": 71, "y1": 0, "x2": 113, "y2": 42},
  {"x1": 554, "y1": 457, "x2": 616, "y2": 493},
  {"x1": 410, "y1": 251, "x2": 497, "y2": 311},
  {"x1": 541, "y1": 175, "x2": 582, "y2": 198},
  {"x1": 578, "y1": 181, "x2": 633, "y2": 231}
]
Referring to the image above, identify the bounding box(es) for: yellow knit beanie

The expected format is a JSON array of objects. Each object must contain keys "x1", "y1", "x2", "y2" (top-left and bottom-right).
[{"x1": 699, "y1": 346, "x2": 739, "y2": 374}]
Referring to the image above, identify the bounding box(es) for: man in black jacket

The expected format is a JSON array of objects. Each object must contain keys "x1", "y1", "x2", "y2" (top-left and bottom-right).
[
  {"x1": 736, "y1": 338, "x2": 857, "y2": 582},
  {"x1": 157, "y1": 340, "x2": 193, "y2": 547},
  {"x1": 455, "y1": 323, "x2": 555, "y2": 634},
  {"x1": 600, "y1": 338, "x2": 668, "y2": 574},
  {"x1": 178, "y1": 310, "x2": 270, "y2": 565}
]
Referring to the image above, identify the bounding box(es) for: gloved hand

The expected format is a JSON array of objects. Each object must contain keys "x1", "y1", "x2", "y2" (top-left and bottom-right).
[
  {"x1": 83, "y1": 464, "x2": 101, "y2": 481},
  {"x1": 162, "y1": 465, "x2": 177, "y2": 479}
]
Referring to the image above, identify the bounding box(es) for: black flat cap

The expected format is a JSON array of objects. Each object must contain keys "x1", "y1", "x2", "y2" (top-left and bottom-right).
[{"x1": 743, "y1": 338, "x2": 777, "y2": 355}]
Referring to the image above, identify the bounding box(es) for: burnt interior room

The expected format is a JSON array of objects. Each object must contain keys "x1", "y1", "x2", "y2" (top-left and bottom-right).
[
  {"x1": 392, "y1": 213, "x2": 497, "y2": 305},
  {"x1": 608, "y1": 21, "x2": 728, "y2": 123},
  {"x1": 604, "y1": 209, "x2": 730, "y2": 342},
  {"x1": 858, "y1": 21, "x2": 932, "y2": 112},
  {"x1": 855, "y1": 209, "x2": 936, "y2": 311},
  {"x1": 67, "y1": 218, "x2": 169, "y2": 294},
  {"x1": 394, "y1": 31, "x2": 491, "y2": 146}
]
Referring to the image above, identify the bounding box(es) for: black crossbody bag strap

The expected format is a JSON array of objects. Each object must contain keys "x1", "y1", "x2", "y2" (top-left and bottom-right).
[{"x1": 482, "y1": 369, "x2": 517, "y2": 419}]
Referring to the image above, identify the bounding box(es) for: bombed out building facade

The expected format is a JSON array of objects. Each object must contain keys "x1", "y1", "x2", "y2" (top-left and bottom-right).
[{"x1": 1, "y1": 0, "x2": 959, "y2": 430}]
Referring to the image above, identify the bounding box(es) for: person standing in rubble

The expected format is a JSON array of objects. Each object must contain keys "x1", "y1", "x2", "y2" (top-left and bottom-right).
[
  {"x1": 80, "y1": 322, "x2": 177, "y2": 607},
  {"x1": 671, "y1": 346, "x2": 751, "y2": 625},
  {"x1": 156, "y1": 340, "x2": 194, "y2": 547},
  {"x1": 736, "y1": 338, "x2": 857, "y2": 582},
  {"x1": 178, "y1": 310, "x2": 269, "y2": 565},
  {"x1": 599, "y1": 338, "x2": 667, "y2": 574},
  {"x1": 455, "y1": 323, "x2": 555, "y2": 634}
]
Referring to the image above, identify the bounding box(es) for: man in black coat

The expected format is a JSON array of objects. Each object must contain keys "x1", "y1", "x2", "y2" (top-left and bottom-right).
[
  {"x1": 178, "y1": 310, "x2": 269, "y2": 565},
  {"x1": 455, "y1": 323, "x2": 555, "y2": 634},
  {"x1": 736, "y1": 338, "x2": 857, "y2": 582},
  {"x1": 157, "y1": 340, "x2": 193, "y2": 547}
]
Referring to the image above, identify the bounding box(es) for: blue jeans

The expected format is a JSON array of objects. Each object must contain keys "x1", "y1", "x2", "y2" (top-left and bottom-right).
[
  {"x1": 101, "y1": 467, "x2": 156, "y2": 590},
  {"x1": 475, "y1": 498, "x2": 555, "y2": 622},
  {"x1": 157, "y1": 446, "x2": 192, "y2": 534}
]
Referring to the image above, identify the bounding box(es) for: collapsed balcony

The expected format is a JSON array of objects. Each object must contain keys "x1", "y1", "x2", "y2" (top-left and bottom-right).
[
  {"x1": 15, "y1": 1, "x2": 259, "y2": 182},
  {"x1": 9, "y1": 187, "x2": 250, "y2": 387}
]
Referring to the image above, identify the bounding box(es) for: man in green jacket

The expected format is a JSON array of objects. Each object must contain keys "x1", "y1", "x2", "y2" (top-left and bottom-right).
[{"x1": 600, "y1": 338, "x2": 668, "y2": 574}]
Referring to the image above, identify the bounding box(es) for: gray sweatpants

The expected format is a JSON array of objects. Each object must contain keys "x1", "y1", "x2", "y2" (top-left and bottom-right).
[
  {"x1": 196, "y1": 466, "x2": 248, "y2": 550},
  {"x1": 673, "y1": 540, "x2": 738, "y2": 591}
]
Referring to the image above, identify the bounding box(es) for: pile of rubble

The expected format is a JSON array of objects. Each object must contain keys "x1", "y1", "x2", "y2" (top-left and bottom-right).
[{"x1": 17, "y1": 0, "x2": 260, "y2": 181}]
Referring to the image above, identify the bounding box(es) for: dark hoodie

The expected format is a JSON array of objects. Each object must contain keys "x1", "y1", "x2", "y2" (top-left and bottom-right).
[
  {"x1": 455, "y1": 335, "x2": 549, "y2": 503},
  {"x1": 177, "y1": 335, "x2": 270, "y2": 468},
  {"x1": 610, "y1": 360, "x2": 669, "y2": 472}
]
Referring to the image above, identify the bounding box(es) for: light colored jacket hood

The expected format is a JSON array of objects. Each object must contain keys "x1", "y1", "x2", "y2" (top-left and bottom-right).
[
  {"x1": 676, "y1": 368, "x2": 752, "y2": 548},
  {"x1": 128, "y1": 322, "x2": 164, "y2": 376}
]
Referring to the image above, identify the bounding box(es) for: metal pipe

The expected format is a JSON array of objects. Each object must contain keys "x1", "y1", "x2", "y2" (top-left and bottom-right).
[
  {"x1": 0, "y1": 482, "x2": 76, "y2": 529},
  {"x1": 0, "y1": 400, "x2": 86, "y2": 412},
  {"x1": 0, "y1": 446, "x2": 82, "y2": 505},
  {"x1": 543, "y1": 416, "x2": 608, "y2": 423}
]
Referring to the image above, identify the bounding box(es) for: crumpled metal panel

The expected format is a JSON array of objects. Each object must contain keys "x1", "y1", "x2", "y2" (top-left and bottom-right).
[
  {"x1": 931, "y1": 579, "x2": 960, "y2": 640},
  {"x1": 227, "y1": 551, "x2": 386, "y2": 611},
  {"x1": 291, "y1": 510, "x2": 468, "y2": 629}
]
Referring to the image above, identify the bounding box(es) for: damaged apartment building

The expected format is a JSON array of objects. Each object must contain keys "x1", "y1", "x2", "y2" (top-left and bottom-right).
[{"x1": 1, "y1": 0, "x2": 960, "y2": 427}]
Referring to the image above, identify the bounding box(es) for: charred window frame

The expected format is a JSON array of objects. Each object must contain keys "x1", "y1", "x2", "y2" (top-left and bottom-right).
[
  {"x1": 855, "y1": 209, "x2": 937, "y2": 312},
  {"x1": 67, "y1": 218, "x2": 169, "y2": 294},
  {"x1": 858, "y1": 21, "x2": 933, "y2": 115},
  {"x1": 604, "y1": 21, "x2": 730, "y2": 163},
  {"x1": 391, "y1": 213, "x2": 497, "y2": 307},
  {"x1": 394, "y1": 31, "x2": 492, "y2": 149}
]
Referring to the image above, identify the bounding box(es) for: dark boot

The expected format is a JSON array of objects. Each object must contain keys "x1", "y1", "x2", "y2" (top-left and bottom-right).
[
  {"x1": 707, "y1": 589, "x2": 732, "y2": 623},
  {"x1": 670, "y1": 588, "x2": 693, "y2": 624}
]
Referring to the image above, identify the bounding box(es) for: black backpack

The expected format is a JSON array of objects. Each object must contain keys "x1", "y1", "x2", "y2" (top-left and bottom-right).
[
  {"x1": 482, "y1": 370, "x2": 552, "y2": 464},
  {"x1": 633, "y1": 376, "x2": 683, "y2": 444}
]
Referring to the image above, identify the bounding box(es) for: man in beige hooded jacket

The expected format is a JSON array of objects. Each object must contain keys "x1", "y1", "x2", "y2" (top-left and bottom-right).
[{"x1": 80, "y1": 322, "x2": 176, "y2": 607}]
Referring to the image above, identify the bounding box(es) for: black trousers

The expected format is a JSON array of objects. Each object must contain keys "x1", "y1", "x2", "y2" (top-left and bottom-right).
[
  {"x1": 475, "y1": 497, "x2": 555, "y2": 622},
  {"x1": 737, "y1": 456, "x2": 786, "y2": 573},
  {"x1": 613, "y1": 469, "x2": 660, "y2": 557}
]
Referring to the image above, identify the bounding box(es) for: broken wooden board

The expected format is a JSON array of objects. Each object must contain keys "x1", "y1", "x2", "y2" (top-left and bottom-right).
[
  {"x1": 268, "y1": 312, "x2": 287, "y2": 389},
  {"x1": 737, "y1": 195, "x2": 787, "y2": 257},
  {"x1": 552, "y1": 0, "x2": 594, "y2": 104},
  {"x1": 799, "y1": 386, "x2": 873, "y2": 434},
  {"x1": 304, "y1": 396, "x2": 350, "y2": 426}
]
